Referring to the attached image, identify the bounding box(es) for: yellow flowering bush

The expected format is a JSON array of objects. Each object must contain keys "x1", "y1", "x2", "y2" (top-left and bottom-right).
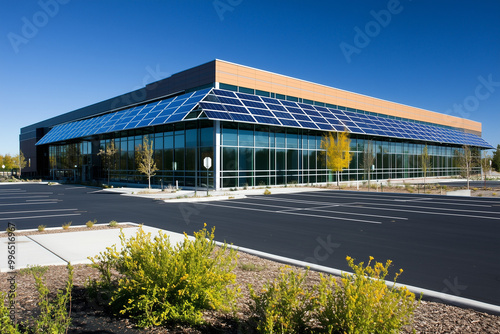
[
  {"x1": 314, "y1": 256, "x2": 420, "y2": 334},
  {"x1": 249, "y1": 266, "x2": 314, "y2": 334},
  {"x1": 88, "y1": 225, "x2": 239, "y2": 327},
  {"x1": 249, "y1": 257, "x2": 419, "y2": 333}
]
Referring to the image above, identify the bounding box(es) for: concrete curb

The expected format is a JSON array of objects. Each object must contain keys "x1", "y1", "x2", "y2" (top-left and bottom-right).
[{"x1": 220, "y1": 242, "x2": 500, "y2": 316}]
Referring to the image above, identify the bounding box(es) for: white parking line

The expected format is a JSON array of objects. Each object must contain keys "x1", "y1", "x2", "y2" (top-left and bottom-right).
[
  {"x1": 302, "y1": 206, "x2": 408, "y2": 220},
  {"x1": 248, "y1": 196, "x2": 337, "y2": 206},
  {"x1": 0, "y1": 192, "x2": 53, "y2": 196},
  {"x1": 197, "y1": 202, "x2": 382, "y2": 224},
  {"x1": 0, "y1": 196, "x2": 50, "y2": 200},
  {"x1": 240, "y1": 198, "x2": 406, "y2": 220},
  {"x1": 0, "y1": 202, "x2": 58, "y2": 207},
  {"x1": 350, "y1": 201, "x2": 500, "y2": 215},
  {"x1": 285, "y1": 192, "x2": 493, "y2": 207},
  {"x1": 0, "y1": 213, "x2": 81, "y2": 221},
  {"x1": 343, "y1": 204, "x2": 500, "y2": 220},
  {"x1": 0, "y1": 209, "x2": 77, "y2": 215}
]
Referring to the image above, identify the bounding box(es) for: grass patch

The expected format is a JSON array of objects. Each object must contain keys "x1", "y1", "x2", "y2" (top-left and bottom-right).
[{"x1": 240, "y1": 262, "x2": 266, "y2": 272}]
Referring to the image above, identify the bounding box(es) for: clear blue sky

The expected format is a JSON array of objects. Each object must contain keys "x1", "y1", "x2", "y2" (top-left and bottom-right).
[{"x1": 1, "y1": 0, "x2": 499, "y2": 155}]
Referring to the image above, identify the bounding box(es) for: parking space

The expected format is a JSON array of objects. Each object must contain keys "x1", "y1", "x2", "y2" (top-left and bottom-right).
[
  {"x1": 197, "y1": 190, "x2": 500, "y2": 224},
  {"x1": 0, "y1": 185, "x2": 83, "y2": 227}
]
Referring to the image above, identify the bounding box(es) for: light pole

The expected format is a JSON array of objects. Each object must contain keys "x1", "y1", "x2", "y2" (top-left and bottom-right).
[{"x1": 1, "y1": 164, "x2": 5, "y2": 178}]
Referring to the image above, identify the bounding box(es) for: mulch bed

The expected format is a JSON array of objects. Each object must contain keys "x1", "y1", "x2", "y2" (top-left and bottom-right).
[{"x1": 1, "y1": 249, "x2": 500, "y2": 333}]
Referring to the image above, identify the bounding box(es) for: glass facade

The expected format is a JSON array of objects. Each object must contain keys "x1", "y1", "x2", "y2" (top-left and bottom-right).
[
  {"x1": 49, "y1": 120, "x2": 214, "y2": 187},
  {"x1": 47, "y1": 120, "x2": 482, "y2": 188},
  {"x1": 219, "y1": 122, "x2": 480, "y2": 188}
]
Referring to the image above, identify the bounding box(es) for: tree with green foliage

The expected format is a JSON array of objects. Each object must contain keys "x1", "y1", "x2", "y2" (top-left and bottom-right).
[
  {"x1": 136, "y1": 136, "x2": 158, "y2": 189},
  {"x1": 420, "y1": 144, "x2": 431, "y2": 184},
  {"x1": 97, "y1": 140, "x2": 118, "y2": 185},
  {"x1": 492, "y1": 144, "x2": 500, "y2": 172},
  {"x1": 321, "y1": 131, "x2": 353, "y2": 187}
]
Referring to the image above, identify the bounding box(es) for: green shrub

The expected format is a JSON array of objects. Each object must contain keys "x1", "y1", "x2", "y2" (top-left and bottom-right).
[
  {"x1": 86, "y1": 219, "x2": 97, "y2": 228},
  {"x1": 108, "y1": 220, "x2": 118, "y2": 227},
  {"x1": 1, "y1": 264, "x2": 73, "y2": 333},
  {"x1": 314, "y1": 256, "x2": 419, "y2": 334},
  {"x1": 62, "y1": 221, "x2": 72, "y2": 230},
  {"x1": 31, "y1": 263, "x2": 74, "y2": 333},
  {"x1": 263, "y1": 189, "x2": 271, "y2": 195},
  {"x1": 0, "y1": 290, "x2": 19, "y2": 333},
  {"x1": 37, "y1": 225, "x2": 46, "y2": 232},
  {"x1": 249, "y1": 266, "x2": 313, "y2": 333},
  {"x1": 88, "y1": 225, "x2": 239, "y2": 327}
]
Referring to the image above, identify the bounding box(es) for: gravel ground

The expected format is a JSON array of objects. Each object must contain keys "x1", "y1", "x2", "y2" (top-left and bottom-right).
[{"x1": 1, "y1": 248, "x2": 499, "y2": 333}]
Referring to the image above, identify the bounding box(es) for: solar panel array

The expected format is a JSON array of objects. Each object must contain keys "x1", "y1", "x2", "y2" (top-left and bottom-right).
[
  {"x1": 200, "y1": 89, "x2": 493, "y2": 149},
  {"x1": 37, "y1": 87, "x2": 493, "y2": 149},
  {"x1": 36, "y1": 88, "x2": 211, "y2": 145}
]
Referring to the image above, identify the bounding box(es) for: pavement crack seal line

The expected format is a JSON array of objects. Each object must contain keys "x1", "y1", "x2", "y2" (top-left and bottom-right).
[
  {"x1": 216, "y1": 241, "x2": 500, "y2": 316},
  {"x1": 25, "y1": 236, "x2": 70, "y2": 264}
]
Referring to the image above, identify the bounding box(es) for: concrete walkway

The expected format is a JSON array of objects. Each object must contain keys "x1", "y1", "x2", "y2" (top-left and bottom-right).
[{"x1": 0, "y1": 224, "x2": 185, "y2": 271}]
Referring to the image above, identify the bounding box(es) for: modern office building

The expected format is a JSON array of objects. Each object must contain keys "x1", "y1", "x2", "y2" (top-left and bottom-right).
[{"x1": 20, "y1": 60, "x2": 492, "y2": 188}]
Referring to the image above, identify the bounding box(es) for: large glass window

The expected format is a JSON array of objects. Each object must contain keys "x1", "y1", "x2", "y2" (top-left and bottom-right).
[
  {"x1": 222, "y1": 123, "x2": 238, "y2": 146},
  {"x1": 239, "y1": 124, "x2": 254, "y2": 147}
]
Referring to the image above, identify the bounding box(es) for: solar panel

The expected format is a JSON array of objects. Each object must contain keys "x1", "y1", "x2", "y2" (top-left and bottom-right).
[
  {"x1": 36, "y1": 87, "x2": 493, "y2": 149},
  {"x1": 36, "y1": 90, "x2": 206, "y2": 145}
]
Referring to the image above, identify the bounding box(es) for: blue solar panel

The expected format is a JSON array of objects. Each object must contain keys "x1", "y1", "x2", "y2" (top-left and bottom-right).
[
  {"x1": 254, "y1": 116, "x2": 281, "y2": 125},
  {"x1": 36, "y1": 90, "x2": 205, "y2": 145},
  {"x1": 224, "y1": 105, "x2": 249, "y2": 113},
  {"x1": 36, "y1": 88, "x2": 494, "y2": 149},
  {"x1": 213, "y1": 89, "x2": 236, "y2": 98},
  {"x1": 248, "y1": 108, "x2": 274, "y2": 117},
  {"x1": 203, "y1": 110, "x2": 233, "y2": 120},
  {"x1": 235, "y1": 92, "x2": 262, "y2": 101},
  {"x1": 230, "y1": 113, "x2": 255, "y2": 122}
]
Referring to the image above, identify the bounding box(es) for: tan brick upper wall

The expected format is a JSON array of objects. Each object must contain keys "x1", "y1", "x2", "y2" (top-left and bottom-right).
[{"x1": 214, "y1": 60, "x2": 482, "y2": 134}]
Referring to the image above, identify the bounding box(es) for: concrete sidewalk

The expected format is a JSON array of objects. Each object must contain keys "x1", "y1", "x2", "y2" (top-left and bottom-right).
[{"x1": 0, "y1": 224, "x2": 186, "y2": 272}]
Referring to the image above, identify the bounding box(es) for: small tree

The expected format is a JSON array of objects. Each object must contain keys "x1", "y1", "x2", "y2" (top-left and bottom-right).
[
  {"x1": 480, "y1": 151, "x2": 492, "y2": 186},
  {"x1": 136, "y1": 136, "x2": 158, "y2": 189},
  {"x1": 321, "y1": 131, "x2": 353, "y2": 187},
  {"x1": 420, "y1": 144, "x2": 431, "y2": 184},
  {"x1": 362, "y1": 140, "x2": 375, "y2": 190},
  {"x1": 15, "y1": 150, "x2": 27, "y2": 178},
  {"x1": 455, "y1": 145, "x2": 475, "y2": 190},
  {"x1": 98, "y1": 140, "x2": 118, "y2": 186}
]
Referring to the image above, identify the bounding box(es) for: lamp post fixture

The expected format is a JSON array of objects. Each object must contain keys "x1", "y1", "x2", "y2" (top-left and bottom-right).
[{"x1": 1, "y1": 165, "x2": 5, "y2": 177}]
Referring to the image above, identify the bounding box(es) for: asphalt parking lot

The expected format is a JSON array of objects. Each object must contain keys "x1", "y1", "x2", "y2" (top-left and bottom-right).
[{"x1": 1, "y1": 183, "x2": 499, "y2": 307}]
